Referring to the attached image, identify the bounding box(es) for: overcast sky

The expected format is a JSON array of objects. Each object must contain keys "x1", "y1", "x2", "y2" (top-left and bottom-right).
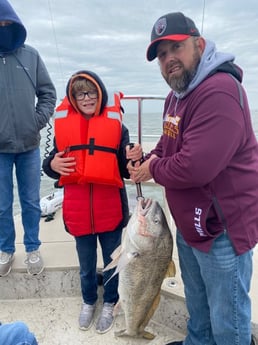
[{"x1": 10, "y1": 0, "x2": 258, "y2": 111}]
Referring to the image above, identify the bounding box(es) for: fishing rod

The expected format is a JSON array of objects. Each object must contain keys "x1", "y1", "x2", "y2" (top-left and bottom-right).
[
  {"x1": 129, "y1": 143, "x2": 144, "y2": 200},
  {"x1": 201, "y1": 0, "x2": 206, "y2": 35}
]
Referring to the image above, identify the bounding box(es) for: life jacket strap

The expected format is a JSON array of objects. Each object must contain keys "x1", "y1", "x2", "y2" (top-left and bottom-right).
[{"x1": 65, "y1": 138, "x2": 118, "y2": 155}]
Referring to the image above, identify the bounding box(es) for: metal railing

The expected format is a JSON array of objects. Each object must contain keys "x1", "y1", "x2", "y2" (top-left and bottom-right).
[{"x1": 122, "y1": 95, "x2": 165, "y2": 144}]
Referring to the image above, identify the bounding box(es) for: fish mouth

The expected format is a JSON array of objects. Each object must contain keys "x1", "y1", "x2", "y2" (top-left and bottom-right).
[
  {"x1": 137, "y1": 198, "x2": 159, "y2": 238},
  {"x1": 139, "y1": 198, "x2": 152, "y2": 216}
]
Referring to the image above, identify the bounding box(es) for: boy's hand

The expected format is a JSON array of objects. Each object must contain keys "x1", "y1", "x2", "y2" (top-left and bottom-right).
[
  {"x1": 126, "y1": 143, "x2": 143, "y2": 161},
  {"x1": 50, "y1": 151, "x2": 76, "y2": 175}
]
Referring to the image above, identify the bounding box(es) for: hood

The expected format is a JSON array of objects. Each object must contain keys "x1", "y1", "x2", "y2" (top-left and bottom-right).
[
  {"x1": 66, "y1": 70, "x2": 108, "y2": 116},
  {"x1": 175, "y1": 39, "x2": 242, "y2": 99},
  {"x1": 0, "y1": 0, "x2": 27, "y2": 54}
]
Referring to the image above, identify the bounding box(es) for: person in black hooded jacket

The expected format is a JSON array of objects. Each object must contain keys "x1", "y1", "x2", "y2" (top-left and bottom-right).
[
  {"x1": 0, "y1": 0, "x2": 56, "y2": 277},
  {"x1": 42, "y1": 70, "x2": 142, "y2": 334}
]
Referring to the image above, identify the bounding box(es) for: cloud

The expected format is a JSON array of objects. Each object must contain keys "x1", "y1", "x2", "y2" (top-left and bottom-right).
[{"x1": 10, "y1": 0, "x2": 258, "y2": 110}]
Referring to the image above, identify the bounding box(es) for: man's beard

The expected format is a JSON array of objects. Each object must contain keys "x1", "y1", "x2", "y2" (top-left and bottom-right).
[{"x1": 163, "y1": 48, "x2": 201, "y2": 93}]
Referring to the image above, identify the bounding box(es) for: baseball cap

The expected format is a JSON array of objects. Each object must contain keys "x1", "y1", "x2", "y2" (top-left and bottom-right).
[{"x1": 146, "y1": 12, "x2": 200, "y2": 61}]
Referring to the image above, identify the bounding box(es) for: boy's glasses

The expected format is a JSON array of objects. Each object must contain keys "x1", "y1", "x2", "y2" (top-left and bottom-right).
[{"x1": 74, "y1": 91, "x2": 98, "y2": 101}]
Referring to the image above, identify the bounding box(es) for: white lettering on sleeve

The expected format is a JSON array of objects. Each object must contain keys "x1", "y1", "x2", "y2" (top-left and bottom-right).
[{"x1": 194, "y1": 207, "x2": 207, "y2": 237}]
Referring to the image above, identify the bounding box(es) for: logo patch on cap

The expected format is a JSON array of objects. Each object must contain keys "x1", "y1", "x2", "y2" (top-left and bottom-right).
[{"x1": 155, "y1": 17, "x2": 167, "y2": 36}]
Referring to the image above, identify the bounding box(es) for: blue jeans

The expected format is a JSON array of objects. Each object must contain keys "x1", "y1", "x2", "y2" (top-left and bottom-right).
[
  {"x1": 176, "y1": 230, "x2": 253, "y2": 345},
  {"x1": 75, "y1": 225, "x2": 123, "y2": 305},
  {"x1": 0, "y1": 149, "x2": 41, "y2": 253},
  {"x1": 0, "y1": 321, "x2": 38, "y2": 345}
]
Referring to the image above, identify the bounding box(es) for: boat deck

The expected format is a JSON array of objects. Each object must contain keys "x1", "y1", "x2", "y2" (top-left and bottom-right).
[{"x1": 1, "y1": 209, "x2": 187, "y2": 345}]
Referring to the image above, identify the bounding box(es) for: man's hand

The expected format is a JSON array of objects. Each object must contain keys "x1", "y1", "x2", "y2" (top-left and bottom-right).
[{"x1": 128, "y1": 154, "x2": 158, "y2": 182}]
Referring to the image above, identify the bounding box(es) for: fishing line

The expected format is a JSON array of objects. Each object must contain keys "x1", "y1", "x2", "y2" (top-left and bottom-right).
[
  {"x1": 201, "y1": 0, "x2": 206, "y2": 35},
  {"x1": 47, "y1": 0, "x2": 65, "y2": 91},
  {"x1": 39, "y1": 1, "x2": 66, "y2": 177}
]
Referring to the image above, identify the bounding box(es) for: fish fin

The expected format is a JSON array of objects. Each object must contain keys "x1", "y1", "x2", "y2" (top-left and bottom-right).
[
  {"x1": 103, "y1": 251, "x2": 138, "y2": 286},
  {"x1": 165, "y1": 259, "x2": 176, "y2": 278},
  {"x1": 114, "y1": 251, "x2": 139, "y2": 274},
  {"x1": 113, "y1": 300, "x2": 122, "y2": 316},
  {"x1": 115, "y1": 328, "x2": 155, "y2": 339},
  {"x1": 114, "y1": 329, "x2": 127, "y2": 337},
  {"x1": 103, "y1": 245, "x2": 123, "y2": 272},
  {"x1": 103, "y1": 261, "x2": 121, "y2": 286},
  {"x1": 110, "y1": 244, "x2": 122, "y2": 260},
  {"x1": 152, "y1": 292, "x2": 161, "y2": 311},
  {"x1": 103, "y1": 258, "x2": 119, "y2": 272},
  {"x1": 104, "y1": 250, "x2": 138, "y2": 273},
  {"x1": 103, "y1": 270, "x2": 118, "y2": 286},
  {"x1": 142, "y1": 331, "x2": 155, "y2": 340},
  {"x1": 139, "y1": 292, "x2": 161, "y2": 333},
  {"x1": 150, "y1": 293, "x2": 161, "y2": 319}
]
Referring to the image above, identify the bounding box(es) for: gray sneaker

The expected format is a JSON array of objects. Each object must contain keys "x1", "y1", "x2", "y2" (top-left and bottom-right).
[
  {"x1": 25, "y1": 250, "x2": 44, "y2": 275},
  {"x1": 0, "y1": 251, "x2": 14, "y2": 277},
  {"x1": 95, "y1": 302, "x2": 115, "y2": 334},
  {"x1": 79, "y1": 303, "x2": 96, "y2": 330}
]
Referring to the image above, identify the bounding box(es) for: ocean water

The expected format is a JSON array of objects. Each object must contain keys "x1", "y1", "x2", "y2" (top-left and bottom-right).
[{"x1": 13, "y1": 109, "x2": 258, "y2": 215}]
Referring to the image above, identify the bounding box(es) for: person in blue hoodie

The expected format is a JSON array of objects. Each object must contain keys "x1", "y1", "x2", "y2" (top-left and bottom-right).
[
  {"x1": 0, "y1": 0, "x2": 56, "y2": 276},
  {"x1": 129, "y1": 12, "x2": 258, "y2": 345},
  {"x1": 0, "y1": 321, "x2": 38, "y2": 345}
]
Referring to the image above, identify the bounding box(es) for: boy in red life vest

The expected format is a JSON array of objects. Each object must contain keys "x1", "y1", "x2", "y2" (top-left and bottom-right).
[{"x1": 42, "y1": 70, "x2": 142, "y2": 334}]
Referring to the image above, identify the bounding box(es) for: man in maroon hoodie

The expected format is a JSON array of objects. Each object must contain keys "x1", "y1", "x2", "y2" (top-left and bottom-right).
[{"x1": 129, "y1": 12, "x2": 258, "y2": 345}]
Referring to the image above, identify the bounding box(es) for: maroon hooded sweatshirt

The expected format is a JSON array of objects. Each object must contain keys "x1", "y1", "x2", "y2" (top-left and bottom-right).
[{"x1": 149, "y1": 56, "x2": 258, "y2": 255}]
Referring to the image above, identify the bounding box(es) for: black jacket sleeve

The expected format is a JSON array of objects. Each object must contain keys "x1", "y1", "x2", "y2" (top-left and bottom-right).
[
  {"x1": 118, "y1": 124, "x2": 130, "y2": 179},
  {"x1": 42, "y1": 138, "x2": 60, "y2": 180}
]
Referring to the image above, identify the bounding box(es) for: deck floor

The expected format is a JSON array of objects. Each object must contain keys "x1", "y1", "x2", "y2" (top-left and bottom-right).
[{"x1": 1, "y1": 295, "x2": 186, "y2": 345}]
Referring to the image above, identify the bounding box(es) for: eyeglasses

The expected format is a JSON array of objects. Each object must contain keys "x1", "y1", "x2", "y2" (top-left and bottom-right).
[{"x1": 74, "y1": 90, "x2": 98, "y2": 101}]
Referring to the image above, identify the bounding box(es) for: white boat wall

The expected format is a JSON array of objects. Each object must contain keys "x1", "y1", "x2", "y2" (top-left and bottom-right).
[{"x1": 40, "y1": 188, "x2": 64, "y2": 217}]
